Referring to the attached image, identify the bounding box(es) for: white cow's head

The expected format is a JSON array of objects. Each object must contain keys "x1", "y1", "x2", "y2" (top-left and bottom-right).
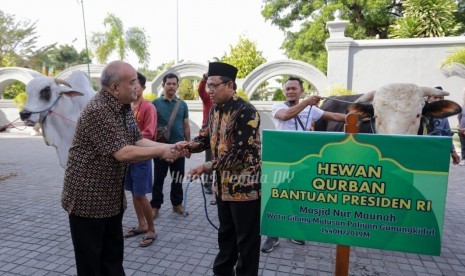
[
  {"x1": 350, "y1": 83, "x2": 460, "y2": 135},
  {"x1": 20, "y1": 78, "x2": 82, "y2": 126},
  {"x1": 20, "y1": 71, "x2": 95, "y2": 168}
]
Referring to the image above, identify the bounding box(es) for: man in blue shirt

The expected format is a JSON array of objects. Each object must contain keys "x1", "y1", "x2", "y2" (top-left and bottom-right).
[
  {"x1": 151, "y1": 73, "x2": 190, "y2": 219},
  {"x1": 459, "y1": 102, "x2": 465, "y2": 165},
  {"x1": 426, "y1": 87, "x2": 460, "y2": 165}
]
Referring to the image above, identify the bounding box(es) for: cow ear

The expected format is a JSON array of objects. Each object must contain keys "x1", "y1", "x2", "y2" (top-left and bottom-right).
[
  {"x1": 355, "y1": 91, "x2": 375, "y2": 103},
  {"x1": 60, "y1": 90, "x2": 85, "y2": 97},
  {"x1": 423, "y1": 100, "x2": 462, "y2": 119},
  {"x1": 348, "y1": 103, "x2": 374, "y2": 118}
]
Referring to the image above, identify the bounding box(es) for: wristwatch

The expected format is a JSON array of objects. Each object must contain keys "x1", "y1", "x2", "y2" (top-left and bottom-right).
[{"x1": 204, "y1": 161, "x2": 213, "y2": 173}]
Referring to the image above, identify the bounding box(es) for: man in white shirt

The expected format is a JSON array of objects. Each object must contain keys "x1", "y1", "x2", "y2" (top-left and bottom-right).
[{"x1": 262, "y1": 76, "x2": 346, "y2": 253}]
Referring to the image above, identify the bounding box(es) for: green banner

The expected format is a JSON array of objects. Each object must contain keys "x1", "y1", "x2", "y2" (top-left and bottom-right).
[{"x1": 261, "y1": 130, "x2": 451, "y2": 255}]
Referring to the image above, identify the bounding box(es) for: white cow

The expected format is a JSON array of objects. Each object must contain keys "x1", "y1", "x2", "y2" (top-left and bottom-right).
[
  {"x1": 315, "y1": 83, "x2": 462, "y2": 135},
  {"x1": 20, "y1": 71, "x2": 96, "y2": 168},
  {"x1": 352, "y1": 83, "x2": 461, "y2": 134}
]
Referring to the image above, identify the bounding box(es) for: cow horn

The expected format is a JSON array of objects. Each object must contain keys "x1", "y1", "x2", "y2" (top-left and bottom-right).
[
  {"x1": 55, "y1": 78, "x2": 72, "y2": 88},
  {"x1": 354, "y1": 90, "x2": 375, "y2": 103},
  {"x1": 421, "y1": 87, "x2": 450, "y2": 97}
]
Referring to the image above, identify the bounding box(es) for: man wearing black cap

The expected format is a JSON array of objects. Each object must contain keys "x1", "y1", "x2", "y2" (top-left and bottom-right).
[
  {"x1": 188, "y1": 62, "x2": 262, "y2": 276},
  {"x1": 425, "y1": 86, "x2": 461, "y2": 165}
]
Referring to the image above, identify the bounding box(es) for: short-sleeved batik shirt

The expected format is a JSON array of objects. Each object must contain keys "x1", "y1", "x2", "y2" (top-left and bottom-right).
[{"x1": 62, "y1": 90, "x2": 142, "y2": 218}]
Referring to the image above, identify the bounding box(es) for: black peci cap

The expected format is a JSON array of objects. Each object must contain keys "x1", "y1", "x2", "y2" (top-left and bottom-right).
[{"x1": 207, "y1": 62, "x2": 238, "y2": 81}]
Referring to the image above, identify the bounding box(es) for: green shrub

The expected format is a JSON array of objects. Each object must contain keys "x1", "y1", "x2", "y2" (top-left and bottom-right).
[
  {"x1": 13, "y1": 92, "x2": 27, "y2": 110},
  {"x1": 237, "y1": 88, "x2": 249, "y2": 101},
  {"x1": 326, "y1": 85, "x2": 356, "y2": 96},
  {"x1": 3, "y1": 81, "x2": 26, "y2": 99},
  {"x1": 143, "y1": 93, "x2": 157, "y2": 102},
  {"x1": 272, "y1": 88, "x2": 285, "y2": 101}
]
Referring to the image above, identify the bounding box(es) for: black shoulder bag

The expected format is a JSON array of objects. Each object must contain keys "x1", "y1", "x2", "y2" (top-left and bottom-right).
[{"x1": 156, "y1": 101, "x2": 180, "y2": 143}]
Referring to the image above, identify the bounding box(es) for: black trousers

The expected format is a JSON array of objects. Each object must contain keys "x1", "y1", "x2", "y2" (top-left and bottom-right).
[
  {"x1": 203, "y1": 148, "x2": 214, "y2": 188},
  {"x1": 151, "y1": 157, "x2": 185, "y2": 209},
  {"x1": 69, "y1": 213, "x2": 125, "y2": 276},
  {"x1": 213, "y1": 197, "x2": 261, "y2": 276}
]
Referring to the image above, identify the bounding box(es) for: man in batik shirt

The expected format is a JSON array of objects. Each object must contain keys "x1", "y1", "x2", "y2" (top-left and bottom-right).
[
  {"x1": 62, "y1": 61, "x2": 186, "y2": 276},
  {"x1": 188, "y1": 62, "x2": 261, "y2": 276}
]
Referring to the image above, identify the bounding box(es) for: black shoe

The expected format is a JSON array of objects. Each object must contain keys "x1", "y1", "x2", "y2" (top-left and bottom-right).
[
  {"x1": 291, "y1": 239, "x2": 305, "y2": 245},
  {"x1": 204, "y1": 185, "x2": 213, "y2": 194},
  {"x1": 212, "y1": 270, "x2": 234, "y2": 276},
  {"x1": 261, "y1": 237, "x2": 279, "y2": 253}
]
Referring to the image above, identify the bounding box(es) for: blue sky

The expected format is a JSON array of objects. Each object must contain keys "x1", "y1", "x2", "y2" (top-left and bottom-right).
[{"x1": 3, "y1": 0, "x2": 287, "y2": 69}]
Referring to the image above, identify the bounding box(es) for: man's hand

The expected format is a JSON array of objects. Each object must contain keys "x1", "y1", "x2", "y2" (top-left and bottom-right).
[
  {"x1": 174, "y1": 141, "x2": 190, "y2": 157},
  {"x1": 160, "y1": 144, "x2": 180, "y2": 163},
  {"x1": 459, "y1": 129, "x2": 465, "y2": 137},
  {"x1": 305, "y1": 95, "x2": 323, "y2": 106},
  {"x1": 452, "y1": 151, "x2": 461, "y2": 165},
  {"x1": 187, "y1": 163, "x2": 206, "y2": 180}
]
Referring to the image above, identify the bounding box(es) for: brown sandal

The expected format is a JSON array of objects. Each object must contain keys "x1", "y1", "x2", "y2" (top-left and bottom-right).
[
  {"x1": 139, "y1": 234, "x2": 157, "y2": 247},
  {"x1": 124, "y1": 227, "x2": 147, "y2": 238}
]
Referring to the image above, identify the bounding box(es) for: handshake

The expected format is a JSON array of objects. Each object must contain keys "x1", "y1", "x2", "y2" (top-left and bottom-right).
[
  {"x1": 157, "y1": 141, "x2": 210, "y2": 179},
  {"x1": 160, "y1": 141, "x2": 191, "y2": 163}
]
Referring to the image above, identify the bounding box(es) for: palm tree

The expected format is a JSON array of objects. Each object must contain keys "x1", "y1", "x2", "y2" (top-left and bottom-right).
[
  {"x1": 91, "y1": 13, "x2": 150, "y2": 67},
  {"x1": 441, "y1": 47, "x2": 465, "y2": 78},
  {"x1": 389, "y1": 17, "x2": 424, "y2": 38},
  {"x1": 389, "y1": 0, "x2": 462, "y2": 38}
]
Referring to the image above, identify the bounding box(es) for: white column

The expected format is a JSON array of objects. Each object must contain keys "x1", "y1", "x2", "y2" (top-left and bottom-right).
[{"x1": 326, "y1": 19, "x2": 353, "y2": 90}]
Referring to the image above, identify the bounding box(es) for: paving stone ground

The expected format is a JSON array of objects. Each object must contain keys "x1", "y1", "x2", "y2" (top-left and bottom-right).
[{"x1": 0, "y1": 133, "x2": 464, "y2": 276}]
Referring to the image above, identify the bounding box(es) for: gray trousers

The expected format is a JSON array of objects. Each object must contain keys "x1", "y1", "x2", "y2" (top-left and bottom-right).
[{"x1": 460, "y1": 134, "x2": 465, "y2": 160}]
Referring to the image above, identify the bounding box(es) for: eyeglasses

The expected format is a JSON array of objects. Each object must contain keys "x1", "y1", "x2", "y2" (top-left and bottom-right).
[{"x1": 206, "y1": 81, "x2": 229, "y2": 91}]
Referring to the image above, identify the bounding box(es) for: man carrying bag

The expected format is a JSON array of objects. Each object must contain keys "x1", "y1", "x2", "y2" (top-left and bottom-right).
[
  {"x1": 151, "y1": 73, "x2": 190, "y2": 219},
  {"x1": 156, "y1": 100, "x2": 180, "y2": 143}
]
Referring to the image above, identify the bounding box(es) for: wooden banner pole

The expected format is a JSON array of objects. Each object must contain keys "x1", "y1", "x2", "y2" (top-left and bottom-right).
[
  {"x1": 335, "y1": 245, "x2": 350, "y2": 276},
  {"x1": 344, "y1": 113, "x2": 359, "y2": 134},
  {"x1": 334, "y1": 113, "x2": 359, "y2": 276}
]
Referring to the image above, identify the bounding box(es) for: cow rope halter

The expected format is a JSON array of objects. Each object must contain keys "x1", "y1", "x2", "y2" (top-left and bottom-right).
[
  {"x1": 321, "y1": 96, "x2": 371, "y2": 105},
  {"x1": 321, "y1": 96, "x2": 377, "y2": 132},
  {"x1": 26, "y1": 78, "x2": 78, "y2": 125},
  {"x1": 27, "y1": 94, "x2": 77, "y2": 125},
  {"x1": 29, "y1": 95, "x2": 62, "y2": 115},
  {"x1": 21, "y1": 95, "x2": 62, "y2": 125}
]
